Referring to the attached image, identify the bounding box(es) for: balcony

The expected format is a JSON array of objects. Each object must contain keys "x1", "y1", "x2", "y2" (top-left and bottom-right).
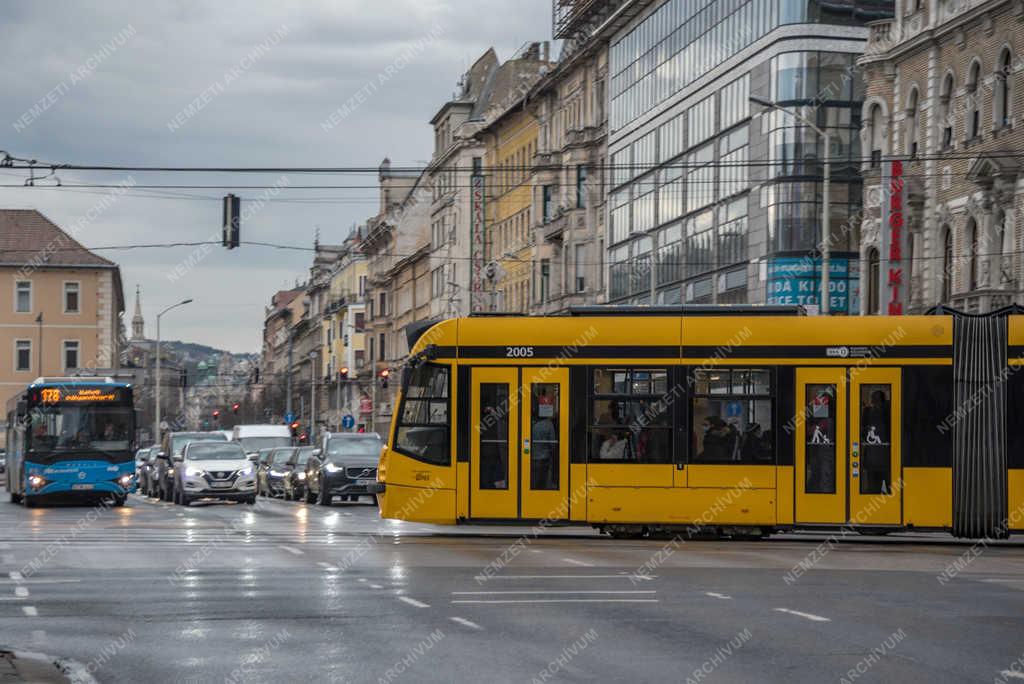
[
  {"x1": 564, "y1": 125, "x2": 603, "y2": 148},
  {"x1": 542, "y1": 206, "x2": 586, "y2": 243}
]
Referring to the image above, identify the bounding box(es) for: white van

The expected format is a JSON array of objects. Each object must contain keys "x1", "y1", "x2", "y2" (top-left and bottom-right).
[{"x1": 232, "y1": 424, "x2": 293, "y2": 458}]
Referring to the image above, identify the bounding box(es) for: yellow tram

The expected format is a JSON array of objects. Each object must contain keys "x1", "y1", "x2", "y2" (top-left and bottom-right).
[{"x1": 372, "y1": 306, "x2": 1024, "y2": 539}]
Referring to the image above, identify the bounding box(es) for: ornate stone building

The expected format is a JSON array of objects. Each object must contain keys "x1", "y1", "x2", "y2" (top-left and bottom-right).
[{"x1": 860, "y1": 0, "x2": 1024, "y2": 314}]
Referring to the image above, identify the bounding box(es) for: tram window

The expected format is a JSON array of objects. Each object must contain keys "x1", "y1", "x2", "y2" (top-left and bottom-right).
[
  {"x1": 859, "y1": 384, "x2": 892, "y2": 495},
  {"x1": 691, "y1": 369, "x2": 773, "y2": 465},
  {"x1": 530, "y1": 384, "x2": 560, "y2": 490},
  {"x1": 804, "y1": 384, "x2": 837, "y2": 494},
  {"x1": 394, "y1": 363, "x2": 450, "y2": 466},
  {"x1": 589, "y1": 368, "x2": 673, "y2": 464},
  {"x1": 478, "y1": 383, "x2": 510, "y2": 489}
]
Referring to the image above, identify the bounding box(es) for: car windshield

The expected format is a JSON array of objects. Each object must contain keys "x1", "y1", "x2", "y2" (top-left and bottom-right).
[
  {"x1": 239, "y1": 436, "x2": 292, "y2": 452},
  {"x1": 28, "y1": 406, "x2": 133, "y2": 453},
  {"x1": 293, "y1": 447, "x2": 315, "y2": 465},
  {"x1": 171, "y1": 433, "x2": 227, "y2": 455},
  {"x1": 186, "y1": 444, "x2": 248, "y2": 461},
  {"x1": 270, "y1": 451, "x2": 293, "y2": 465},
  {"x1": 327, "y1": 437, "x2": 383, "y2": 462}
]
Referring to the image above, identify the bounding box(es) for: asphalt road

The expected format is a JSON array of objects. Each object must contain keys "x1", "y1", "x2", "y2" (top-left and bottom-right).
[{"x1": 1, "y1": 489, "x2": 1023, "y2": 683}]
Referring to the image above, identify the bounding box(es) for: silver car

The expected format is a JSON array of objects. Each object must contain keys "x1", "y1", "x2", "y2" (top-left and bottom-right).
[{"x1": 173, "y1": 441, "x2": 257, "y2": 506}]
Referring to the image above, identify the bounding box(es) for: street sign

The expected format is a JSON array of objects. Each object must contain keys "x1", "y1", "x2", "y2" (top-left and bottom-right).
[
  {"x1": 341, "y1": 414, "x2": 355, "y2": 429},
  {"x1": 284, "y1": 412, "x2": 295, "y2": 424}
]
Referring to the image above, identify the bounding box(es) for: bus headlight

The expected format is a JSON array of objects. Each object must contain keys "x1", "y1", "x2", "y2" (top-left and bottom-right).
[
  {"x1": 28, "y1": 475, "x2": 46, "y2": 490},
  {"x1": 118, "y1": 474, "x2": 133, "y2": 486}
]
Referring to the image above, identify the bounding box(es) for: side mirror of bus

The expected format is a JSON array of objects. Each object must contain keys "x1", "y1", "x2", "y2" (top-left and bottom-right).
[
  {"x1": 16, "y1": 400, "x2": 27, "y2": 416},
  {"x1": 171, "y1": 454, "x2": 183, "y2": 463}
]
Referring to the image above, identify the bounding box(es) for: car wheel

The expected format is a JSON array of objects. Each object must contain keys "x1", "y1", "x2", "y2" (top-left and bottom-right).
[
  {"x1": 182, "y1": 493, "x2": 192, "y2": 507},
  {"x1": 245, "y1": 496, "x2": 256, "y2": 505},
  {"x1": 317, "y1": 478, "x2": 331, "y2": 506},
  {"x1": 9, "y1": 490, "x2": 20, "y2": 504}
]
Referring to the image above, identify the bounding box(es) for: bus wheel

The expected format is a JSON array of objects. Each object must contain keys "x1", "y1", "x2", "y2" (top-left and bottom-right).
[
  {"x1": 112, "y1": 495, "x2": 126, "y2": 507},
  {"x1": 23, "y1": 496, "x2": 35, "y2": 508},
  {"x1": 9, "y1": 491, "x2": 21, "y2": 504}
]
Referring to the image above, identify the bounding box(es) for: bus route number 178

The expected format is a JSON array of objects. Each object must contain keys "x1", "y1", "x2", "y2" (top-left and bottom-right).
[{"x1": 506, "y1": 346, "x2": 535, "y2": 358}]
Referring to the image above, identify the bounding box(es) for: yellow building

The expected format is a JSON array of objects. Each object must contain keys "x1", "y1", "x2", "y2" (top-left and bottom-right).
[
  {"x1": 480, "y1": 96, "x2": 538, "y2": 313},
  {"x1": 321, "y1": 240, "x2": 367, "y2": 429},
  {"x1": 0, "y1": 210, "x2": 124, "y2": 446}
]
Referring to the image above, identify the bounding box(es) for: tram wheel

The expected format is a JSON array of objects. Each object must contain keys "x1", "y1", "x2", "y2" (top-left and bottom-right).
[{"x1": 606, "y1": 525, "x2": 646, "y2": 539}]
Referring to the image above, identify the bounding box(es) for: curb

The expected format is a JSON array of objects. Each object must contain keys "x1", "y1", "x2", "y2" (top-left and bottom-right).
[{"x1": 0, "y1": 648, "x2": 98, "y2": 684}]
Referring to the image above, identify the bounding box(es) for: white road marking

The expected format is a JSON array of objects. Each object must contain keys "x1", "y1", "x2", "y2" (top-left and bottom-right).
[
  {"x1": 316, "y1": 562, "x2": 333, "y2": 568},
  {"x1": 452, "y1": 591, "x2": 656, "y2": 595},
  {"x1": 357, "y1": 578, "x2": 368, "y2": 583},
  {"x1": 774, "y1": 608, "x2": 830, "y2": 622},
  {"x1": 705, "y1": 592, "x2": 732, "y2": 600},
  {"x1": 278, "y1": 545, "x2": 304, "y2": 556},
  {"x1": 398, "y1": 596, "x2": 430, "y2": 608},
  {"x1": 22, "y1": 606, "x2": 37, "y2": 616},
  {"x1": 981, "y1": 578, "x2": 1024, "y2": 583},
  {"x1": 14, "y1": 586, "x2": 29, "y2": 598},
  {"x1": 485, "y1": 575, "x2": 655, "y2": 580},
  {"x1": 9, "y1": 571, "x2": 23, "y2": 582},
  {"x1": 528, "y1": 549, "x2": 543, "y2": 554},
  {"x1": 0, "y1": 579, "x2": 80, "y2": 585},
  {"x1": 452, "y1": 599, "x2": 659, "y2": 604},
  {"x1": 369, "y1": 584, "x2": 383, "y2": 589},
  {"x1": 999, "y1": 670, "x2": 1024, "y2": 680},
  {"x1": 561, "y1": 558, "x2": 594, "y2": 567},
  {"x1": 450, "y1": 617, "x2": 482, "y2": 630}
]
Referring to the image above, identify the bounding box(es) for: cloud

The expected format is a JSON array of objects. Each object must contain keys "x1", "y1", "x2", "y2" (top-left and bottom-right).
[{"x1": 0, "y1": 0, "x2": 553, "y2": 351}]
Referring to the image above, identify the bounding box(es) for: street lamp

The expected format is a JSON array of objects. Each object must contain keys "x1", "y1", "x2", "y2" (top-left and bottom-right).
[
  {"x1": 154, "y1": 298, "x2": 193, "y2": 444},
  {"x1": 751, "y1": 95, "x2": 832, "y2": 315},
  {"x1": 308, "y1": 350, "x2": 318, "y2": 445}
]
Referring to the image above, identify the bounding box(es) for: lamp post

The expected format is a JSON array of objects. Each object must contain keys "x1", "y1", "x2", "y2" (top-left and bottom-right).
[
  {"x1": 154, "y1": 299, "x2": 193, "y2": 444},
  {"x1": 751, "y1": 96, "x2": 832, "y2": 315},
  {"x1": 308, "y1": 350, "x2": 318, "y2": 445}
]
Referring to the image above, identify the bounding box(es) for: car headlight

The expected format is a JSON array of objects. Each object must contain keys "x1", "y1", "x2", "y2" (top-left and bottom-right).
[
  {"x1": 269, "y1": 469, "x2": 286, "y2": 477},
  {"x1": 184, "y1": 466, "x2": 204, "y2": 477},
  {"x1": 238, "y1": 466, "x2": 254, "y2": 476},
  {"x1": 297, "y1": 471, "x2": 306, "y2": 480},
  {"x1": 167, "y1": 468, "x2": 175, "y2": 477},
  {"x1": 324, "y1": 462, "x2": 342, "y2": 473}
]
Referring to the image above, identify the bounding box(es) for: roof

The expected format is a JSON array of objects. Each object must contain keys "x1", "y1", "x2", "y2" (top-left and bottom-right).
[{"x1": 0, "y1": 209, "x2": 116, "y2": 268}]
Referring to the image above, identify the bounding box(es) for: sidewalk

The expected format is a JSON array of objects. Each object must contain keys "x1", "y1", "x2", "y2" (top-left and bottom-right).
[{"x1": 0, "y1": 649, "x2": 95, "y2": 683}]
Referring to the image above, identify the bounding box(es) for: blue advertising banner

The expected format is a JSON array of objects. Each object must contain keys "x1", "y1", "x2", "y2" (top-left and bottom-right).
[{"x1": 767, "y1": 256, "x2": 860, "y2": 314}]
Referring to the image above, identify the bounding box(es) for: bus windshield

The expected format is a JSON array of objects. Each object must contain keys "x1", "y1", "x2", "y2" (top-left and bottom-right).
[{"x1": 28, "y1": 406, "x2": 133, "y2": 455}]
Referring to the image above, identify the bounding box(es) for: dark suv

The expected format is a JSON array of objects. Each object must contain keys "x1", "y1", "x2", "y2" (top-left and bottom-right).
[
  {"x1": 281, "y1": 446, "x2": 317, "y2": 501},
  {"x1": 305, "y1": 433, "x2": 383, "y2": 506}
]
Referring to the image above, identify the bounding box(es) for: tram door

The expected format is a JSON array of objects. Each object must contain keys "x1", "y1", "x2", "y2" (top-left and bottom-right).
[
  {"x1": 469, "y1": 367, "x2": 570, "y2": 520},
  {"x1": 470, "y1": 368, "x2": 520, "y2": 519},
  {"x1": 795, "y1": 368, "x2": 901, "y2": 525}
]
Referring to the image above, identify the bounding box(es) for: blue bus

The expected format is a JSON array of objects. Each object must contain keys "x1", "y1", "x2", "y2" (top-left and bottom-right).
[{"x1": 5, "y1": 377, "x2": 136, "y2": 507}]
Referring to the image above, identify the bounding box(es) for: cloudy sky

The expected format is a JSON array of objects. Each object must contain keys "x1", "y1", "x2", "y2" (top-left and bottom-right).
[{"x1": 0, "y1": 0, "x2": 553, "y2": 353}]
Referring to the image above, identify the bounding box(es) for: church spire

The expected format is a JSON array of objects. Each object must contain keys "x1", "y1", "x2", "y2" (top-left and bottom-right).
[{"x1": 131, "y1": 285, "x2": 145, "y2": 340}]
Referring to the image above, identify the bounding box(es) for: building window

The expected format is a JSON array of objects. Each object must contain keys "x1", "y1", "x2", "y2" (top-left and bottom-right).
[
  {"x1": 867, "y1": 248, "x2": 880, "y2": 314},
  {"x1": 942, "y1": 228, "x2": 953, "y2": 302},
  {"x1": 354, "y1": 312, "x2": 365, "y2": 331},
  {"x1": 691, "y1": 368, "x2": 773, "y2": 464},
  {"x1": 996, "y1": 49, "x2": 1013, "y2": 129},
  {"x1": 379, "y1": 292, "x2": 387, "y2": 317},
  {"x1": 15, "y1": 281, "x2": 31, "y2": 313},
  {"x1": 539, "y1": 259, "x2": 550, "y2": 303},
  {"x1": 379, "y1": 333, "x2": 386, "y2": 361},
  {"x1": 905, "y1": 88, "x2": 919, "y2": 158},
  {"x1": 64, "y1": 282, "x2": 80, "y2": 313},
  {"x1": 967, "y1": 61, "x2": 981, "y2": 140},
  {"x1": 63, "y1": 340, "x2": 79, "y2": 370},
  {"x1": 966, "y1": 218, "x2": 979, "y2": 290},
  {"x1": 590, "y1": 368, "x2": 672, "y2": 463},
  {"x1": 574, "y1": 243, "x2": 586, "y2": 292},
  {"x1": 575, "y1": 166, "x2": 588, "y2": 209},
  {"x1": 868, "y1": 103, "x2": 885, "y2": 166},
  {"x1": 542, "y1": 185, "x2": 556, "y2": 222},
  {"x1": 15, "y1": 340, "x2": 31, "y2": 372},
  {"x1": 687, "y1": 209, "x2": 715, "y2": 275},
  {"x1": 717, "y1": 198, "x2": 747, "y2": 267},
  {"x1": 720, "y1": 74, "x2": 750, "y2": 131},
  {"x1": 936, "y1": 75, "x2": 952, "y2": 151}
]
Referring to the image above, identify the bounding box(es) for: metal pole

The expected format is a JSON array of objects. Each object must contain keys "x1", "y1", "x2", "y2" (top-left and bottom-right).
[
  {"x1": 336, "y1": 376, "x2": 341, "y2": 430},
  {"x1": 821, "y1": 132, "x2": 831, "y2": 315},
  {"x1": 36, "y1": 313, "x2": 43, "y2": 377},
  {"x1": 285, "y1": 327, "x2": 293, "y2": 419},
  {"x1": 310, "y1": 353, "x2": 316, "y2": 444},
  {"x1": 154, "y1": 315, "x2": 161, "y2": 443}
]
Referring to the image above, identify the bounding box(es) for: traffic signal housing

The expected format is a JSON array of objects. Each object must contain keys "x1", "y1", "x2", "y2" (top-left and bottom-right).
[
  {"x1": 212, "y1": 409, "x2": 221, "y2": 422},
  {"x1": 379, "y1": 368, "x2": 390, "y2": 389},
  {"x1": 339, "y1": 366, "x2": 350, "y2": 381},
  {"x1": 232, "y1": 402, "x2": 240, "y2": 414}
]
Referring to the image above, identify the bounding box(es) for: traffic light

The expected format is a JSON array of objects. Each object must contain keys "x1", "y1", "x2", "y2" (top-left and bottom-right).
[
  {"x1": 222, "y1": 194, "x2": 240, "y2": 249},
  {"x1": 232, "y1": 402, "x2": 240, "y2": 414},
  {"x1": 212, "y1": 409, "x2": 221, "y2": 422},
  {"x1": 289, "y1": 421, "x2": 300, "y2": 438},
  {"x1": 339, "y1": 366, "x2": 349, "y2": 381},
  {"x1": 379, "y1": 368, "x2": 390, "y2": 389}
]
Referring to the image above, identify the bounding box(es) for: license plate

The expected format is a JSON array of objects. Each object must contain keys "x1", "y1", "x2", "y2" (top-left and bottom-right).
[
  {"x1": 356, "y1": 479, "x2": 373, "y2": 486},
  {"x1": 210, "y1": 482, "x2": 232, "y2": 489},
  {"x1": 71, "y1": 484, "x2": 94, "y2": 490}
]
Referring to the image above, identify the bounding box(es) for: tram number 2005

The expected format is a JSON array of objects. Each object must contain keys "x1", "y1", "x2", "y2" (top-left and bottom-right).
[{"x1": 506, "y1": 346, "x2": 535, "y2": 358}]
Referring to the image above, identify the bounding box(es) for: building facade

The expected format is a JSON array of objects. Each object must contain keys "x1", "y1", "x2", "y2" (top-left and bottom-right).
[
  {"x1": 0, "y1": 209, "x2": 124, "y2": 446},
  {"x1": 604, "y1": 0, "x2": 892, "y2": 311},
  {"x1": 859, "y1": 0, "x2": 1024, "y2": 314}
]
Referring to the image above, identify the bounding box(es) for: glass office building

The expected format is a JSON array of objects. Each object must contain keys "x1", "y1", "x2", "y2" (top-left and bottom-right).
[{"x1": 606, "y1": 0, "x2": 892, "y2": 310}]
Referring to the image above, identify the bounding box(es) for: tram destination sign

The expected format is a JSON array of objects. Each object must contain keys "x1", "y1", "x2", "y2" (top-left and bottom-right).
[{"x1": 879, "y1": 159, "x2": 908, "y2": 315}]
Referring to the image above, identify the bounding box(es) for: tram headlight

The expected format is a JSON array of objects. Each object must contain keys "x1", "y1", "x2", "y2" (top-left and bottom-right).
[{"x1": 27, "y1": 475, "x2": 46, "y2": 490}]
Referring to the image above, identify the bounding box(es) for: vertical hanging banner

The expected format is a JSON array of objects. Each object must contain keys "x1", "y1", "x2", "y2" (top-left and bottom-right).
[
  {"x1": 470, "y1": 173, "x2": 486, "y2": 312},
  {"x1": 879, "y1": 160, "x2": 908, "y2": 315}
]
